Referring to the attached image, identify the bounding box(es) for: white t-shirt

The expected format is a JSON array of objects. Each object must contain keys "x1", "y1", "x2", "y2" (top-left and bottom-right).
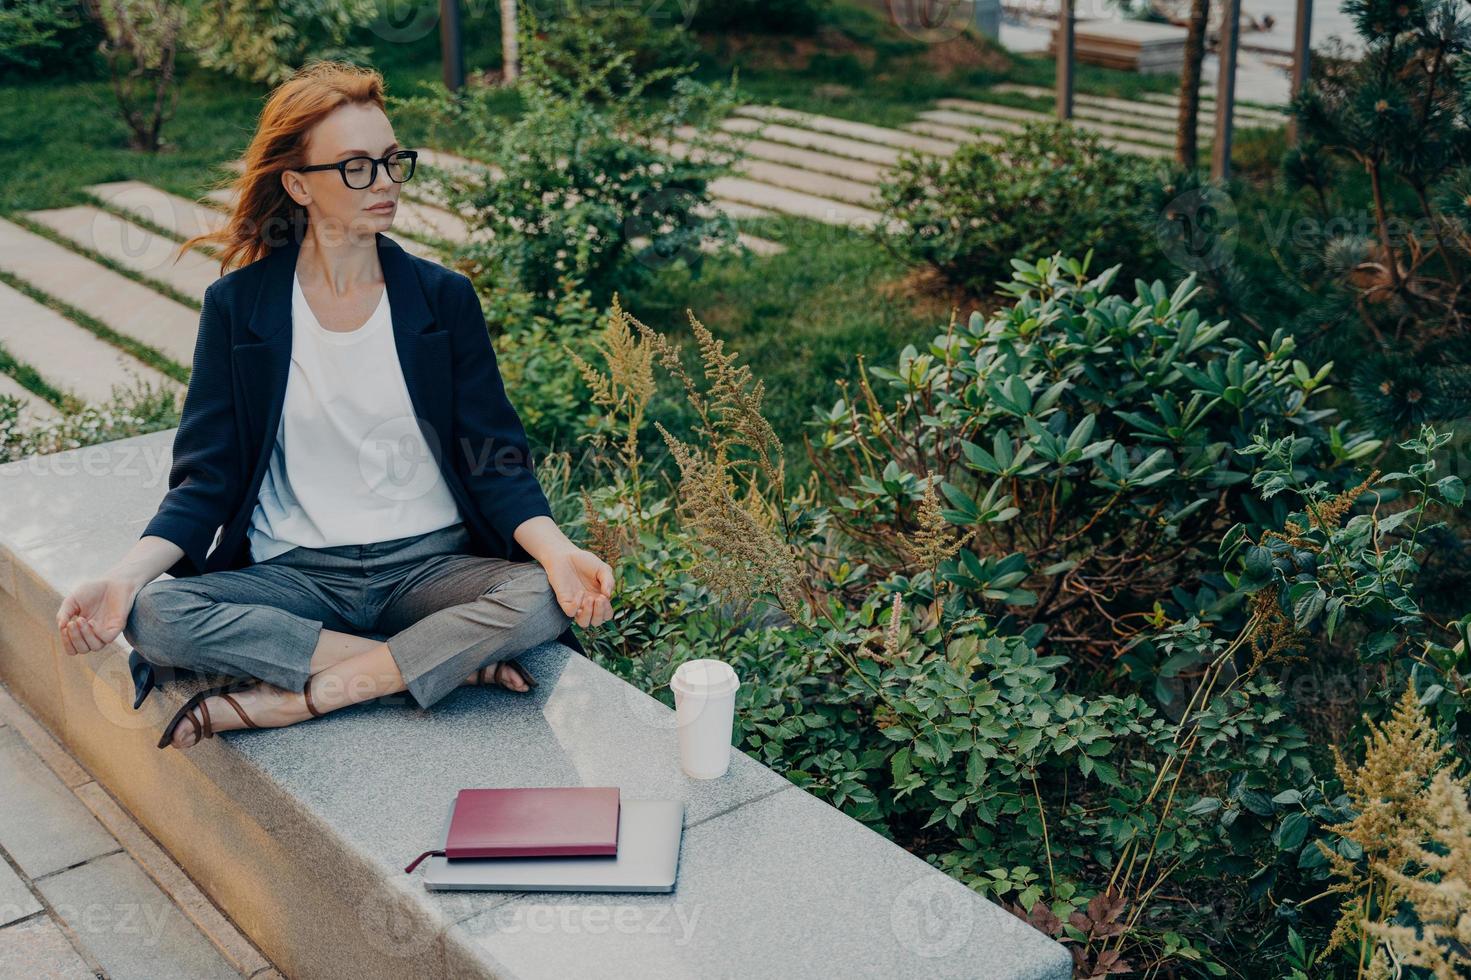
[{"x1": 247, "y1": 267, "x2": 462, "y2": 563}]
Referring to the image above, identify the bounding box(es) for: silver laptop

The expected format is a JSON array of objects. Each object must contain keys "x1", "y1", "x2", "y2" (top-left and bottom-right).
[{"x1": 421, "y1": 799, "x2": 684, "y2": 893}]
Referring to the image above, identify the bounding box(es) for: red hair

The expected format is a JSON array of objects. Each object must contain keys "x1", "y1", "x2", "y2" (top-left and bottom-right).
[{"x1": 177, "y1": 60, "x2": 388, "y2": 275}]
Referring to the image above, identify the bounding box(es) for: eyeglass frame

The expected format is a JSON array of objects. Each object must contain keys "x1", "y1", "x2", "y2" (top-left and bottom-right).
[{"x1": 294, "y1": 149, "x2": 418, "y2": 189}]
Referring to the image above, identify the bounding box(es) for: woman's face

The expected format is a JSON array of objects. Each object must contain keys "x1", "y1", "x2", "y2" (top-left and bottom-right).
[{"x1": 283, "y1": 102, "x2": 401, "y2": 245}]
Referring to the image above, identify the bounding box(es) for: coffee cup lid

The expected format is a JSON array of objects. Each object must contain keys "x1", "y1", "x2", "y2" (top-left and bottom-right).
[{"x1": 671, "y1": 658, "x2": 739, "y2": 696}]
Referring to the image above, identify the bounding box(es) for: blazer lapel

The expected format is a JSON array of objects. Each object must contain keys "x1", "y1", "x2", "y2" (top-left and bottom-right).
[{"x1": 233, "y1": 231, "x2": 450, "y2": 477}]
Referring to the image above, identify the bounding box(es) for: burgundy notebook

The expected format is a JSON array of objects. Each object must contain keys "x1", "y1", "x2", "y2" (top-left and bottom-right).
[{"x1": 404, "y1": 787, "x2": 620, "y2": 873}]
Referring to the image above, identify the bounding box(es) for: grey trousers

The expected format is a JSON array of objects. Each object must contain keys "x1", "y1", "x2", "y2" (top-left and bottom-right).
[{"x1": 122, "y1": 521, "x2": 572, "y2": 711}]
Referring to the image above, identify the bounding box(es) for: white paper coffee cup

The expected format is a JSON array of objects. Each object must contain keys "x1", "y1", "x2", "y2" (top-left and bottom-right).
[{"x1": 669, "y1": 659, "x2": 740, "y2": 779}]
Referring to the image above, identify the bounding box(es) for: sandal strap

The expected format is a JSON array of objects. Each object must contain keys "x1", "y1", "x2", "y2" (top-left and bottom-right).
[
  {"x1": 199, "y1": 699, "x2": 213, "y2": 740},
  {"x1": 184, "y1": 707, "x2": 203, "y2": 743},
  {"x1": 304, "y1": 678, "x2": 322, "y2": 718},
  {"x1": 218, "y1": 693, "x2": 259, "y2": 730}
]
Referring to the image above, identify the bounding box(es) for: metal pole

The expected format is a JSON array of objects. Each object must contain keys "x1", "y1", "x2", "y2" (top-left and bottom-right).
[
  {"x1": 1211, "y1": 0, "x2": 1241, "y2": 181},
  {"x1": 1057, "y1": 0, "x2": 1075, "y2": 120},
  {"x1": 1287, "y1": 0, "x2": 1312, "y2": 144},
  {"x1": 440, "y1": 0, "x2": 464, "y2": 93}
]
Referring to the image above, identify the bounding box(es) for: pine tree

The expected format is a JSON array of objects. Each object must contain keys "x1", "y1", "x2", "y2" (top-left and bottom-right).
[{"x1": 1287, "y1": 0, "x2": 1471, "y2": 431}]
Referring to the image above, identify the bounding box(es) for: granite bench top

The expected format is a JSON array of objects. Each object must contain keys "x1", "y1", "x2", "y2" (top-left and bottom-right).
[{"x1": 0, "y1": 428, "x2": 1071, "y2": 980}]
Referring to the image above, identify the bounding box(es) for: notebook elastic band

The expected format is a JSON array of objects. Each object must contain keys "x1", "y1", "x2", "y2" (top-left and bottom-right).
[{"x1": 404, "y1": 849, "x2": 445, "y2": 874}]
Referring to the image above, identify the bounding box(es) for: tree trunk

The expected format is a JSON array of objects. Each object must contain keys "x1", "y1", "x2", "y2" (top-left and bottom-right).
[
  {"x1": 1177, "y1": 0, "x2": 1210, "y2": 167},
  {"x1": 500, "y1": 0, "x2": 519, "y2": 83}
]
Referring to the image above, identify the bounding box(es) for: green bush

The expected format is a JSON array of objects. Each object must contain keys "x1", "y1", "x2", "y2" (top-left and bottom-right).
[
  {"x1": 531, "y1": 5, "x2": 701, "y2": 96},
  {"x1": 395, "y1": 19, "x2": 744, "y2": 316},
  {"x1": 0, "y1": 381, "x2": 180, "y2": 464},
  {"x1": 182, "y1": 0, "x2": 381, "y2": 86},
  {"x1": 689, "y1": 0, "x2": 829, "y2": 35},
  {"x1": 809, "y1": 254, "x2": 1378, "y2": 666},
  {"x1": 0, "y1": 0, "x2": 100, "y2": 81},
  {"x1": 875, "y1": 122, "x2": 1166, "y2": 297},
  {"x1": 556, "y1": 256, "x2": 1471, "y2": 973}
]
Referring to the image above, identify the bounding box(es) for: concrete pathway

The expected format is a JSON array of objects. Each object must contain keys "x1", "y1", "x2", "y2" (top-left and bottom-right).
[
  {"x1": 0, "y1": 281, "x2": 178, "y2": 407},
  {"x1": 0, "y1": 684, "x2": 282, "y2": 979},
  {"x1": 0, "y1": 218, "x2": 199, "y2": 369},
  {"x1": 22, "y1": 206, "x2": 218, "y2": 302}
]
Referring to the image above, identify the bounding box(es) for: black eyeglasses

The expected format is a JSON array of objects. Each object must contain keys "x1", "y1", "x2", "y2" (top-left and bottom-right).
[{"x1": 296, "y1": 149, "x2": 417, "y2": 189}]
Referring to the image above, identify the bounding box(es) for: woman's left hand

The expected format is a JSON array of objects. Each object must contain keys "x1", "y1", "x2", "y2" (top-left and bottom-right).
[{"x1": 543, "y1": 547, "x2": 615, "y2": 628}]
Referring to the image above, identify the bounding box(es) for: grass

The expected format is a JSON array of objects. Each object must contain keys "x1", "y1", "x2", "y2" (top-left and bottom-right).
[{"x1": 621, "y1": 215, "x2": 941, "y2": 483}]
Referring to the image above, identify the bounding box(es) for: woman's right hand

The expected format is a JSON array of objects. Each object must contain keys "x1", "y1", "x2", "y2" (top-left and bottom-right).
[{"x1": 55, "y1": 576, "x2": 142, "y2": 655}]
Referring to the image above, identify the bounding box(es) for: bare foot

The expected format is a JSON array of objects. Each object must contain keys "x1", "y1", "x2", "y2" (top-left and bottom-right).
[
  {"x1": 462, "y1": 661, "x2": 530, "y2": 692},
  {"x1": 166, "y1": 683, "x2": 315, "y2": 750}
]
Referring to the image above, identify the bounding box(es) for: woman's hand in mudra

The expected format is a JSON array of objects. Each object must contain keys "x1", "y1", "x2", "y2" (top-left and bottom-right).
[
  {"x1": 56, "y1": 575, "x2": 141, "y2": 655},
  {"x1": 543, "y1": 547, "x2": 614, "y2": 628}
]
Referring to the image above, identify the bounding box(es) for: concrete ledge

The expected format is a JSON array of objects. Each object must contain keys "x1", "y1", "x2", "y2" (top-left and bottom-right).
[{"x1": 0, "y1": 429, "x2": 1071, "y2": 980}]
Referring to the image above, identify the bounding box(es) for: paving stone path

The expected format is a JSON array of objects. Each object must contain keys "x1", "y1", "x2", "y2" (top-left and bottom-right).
[{"x1": 0, "y1": 684, "x2": 283, "y2": 979}]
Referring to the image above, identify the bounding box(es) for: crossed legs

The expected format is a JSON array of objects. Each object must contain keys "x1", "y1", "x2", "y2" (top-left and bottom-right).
[{"x1": 125, "y1": 553, "x2": 570, "y2": 749}]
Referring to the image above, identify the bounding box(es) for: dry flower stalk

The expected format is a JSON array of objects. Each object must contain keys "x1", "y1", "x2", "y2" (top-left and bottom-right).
[{"x1": 1321, "y1": 684, "x2": 1471, "y2": 972}]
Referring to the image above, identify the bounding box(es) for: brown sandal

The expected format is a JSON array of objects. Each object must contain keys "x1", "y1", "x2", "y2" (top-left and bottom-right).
[
  {"x1": 303, "y1": 675, "x2": 324, "y2": 717},
  {"x1": 468, "y1": 658, "x2": 538, "y2": 690},
  {"x1": 156, "y1": 678, "x2": 259, "y2": 750}
]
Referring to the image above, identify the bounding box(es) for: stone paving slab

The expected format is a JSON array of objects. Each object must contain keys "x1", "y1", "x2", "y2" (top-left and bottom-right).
[
  {"x1": 990, "y1": 84, "x2": 1285, "y2": 127},
  {"x1": 36, "y1": 850, "x2": 245, "y2": 980},
  {"x1": 0, "y1": 915, "x2": 95, "y2": 979},
  {"x1": 665, "y1": 139, "x2": 879, "y2": 207},
  {"x1": 676, "y1": 127, "x2": 890, "y2": 184},
  {"x1": 87, "y1": 180, "x2": 228, "y2": 241},
  {"x1": 0, "y1": 686, "x2": 276, "y2": 978},
  {"x1": 706, "y1": 199, "x2": 774, "y2": 220},
  {"x1": 0, "y1": 372, "x2": 59, "y2": 427},
  {"x1": 1136, "y1": 90, "x2": 1288, "y2": 123},
  {"x1": 948, "y1": 91, "x2": 1214, "y2": 137},
  {"x1": 920, "y1": 108, "x2": 1172, "y2": 158},
  {"x1": 904, "y1": 120, "x2": 1005, "y2": 144},
  {"x1": 0, "y1": 282, "x2": 180, "y2": 407},
  {"x1": 916, "y1": 109, "x2": 1028, "y2": 137},
  {"x1": 934, "y1": 99, "x2": 1174, "y2": 148},
  {"x1": 0, "y1": 217, "x2": 200, "y2": 368},
  {"x1": 0, "y1": 725, "x2": 119, "y2": 879},
  {"x1": 23, "y1": 206, "x2": 218, "y2": 301},
  {"x1": 72, "y1": 781, "x2": 275, "y2": 977},
  {"x1": 0, "y1": 857, "x2": 42, "y2": 927},
  {"x1": 734, "y1": 105, "x2": 959, "y2": 156},
  {"x1": 719, "y1": 117, "x2": 906, "y2": 167},
  {"x1": 709, "y1": 176, "x2": 884, "y2": 228}
]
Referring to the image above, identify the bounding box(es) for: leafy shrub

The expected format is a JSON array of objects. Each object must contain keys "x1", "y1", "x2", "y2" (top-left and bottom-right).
[
  {"x1": 0, "y1": 0, "x2": 99, "y2": 80},
  {"x1": 875, "y1": 122, "x2": 1166, "y2": 297},
  {"x1": 182, "y1": 0, "x2": 381, "y2": 86},
  {"x1": 531, "y1": 5, "x2": 701, "y2": 96},
  {"x1": 0, "y1": 381, "x2": 180, "y2": 464},
  {"x1": 808, "y1": 254, "x2": 1379, "y2": 668},
  {"x1": 689, "y1": 0, "x2": 829, "y2": 35},
  {"x1": 552, "y1": 255, "x2": 1471, "y2": 974},
  {"x1": 396, "y1": 19, "x2": 745, "y2": 315}
]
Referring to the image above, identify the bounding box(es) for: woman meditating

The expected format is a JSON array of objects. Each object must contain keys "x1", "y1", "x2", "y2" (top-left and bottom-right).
[{"x1": 52, "y1": 61, "x2": 614, "y2": 750}]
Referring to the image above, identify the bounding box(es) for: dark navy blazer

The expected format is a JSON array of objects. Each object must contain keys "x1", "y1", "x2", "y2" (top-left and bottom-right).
[{"x1": 127, "y1": 231, "x2": 583, "y2": 708}]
